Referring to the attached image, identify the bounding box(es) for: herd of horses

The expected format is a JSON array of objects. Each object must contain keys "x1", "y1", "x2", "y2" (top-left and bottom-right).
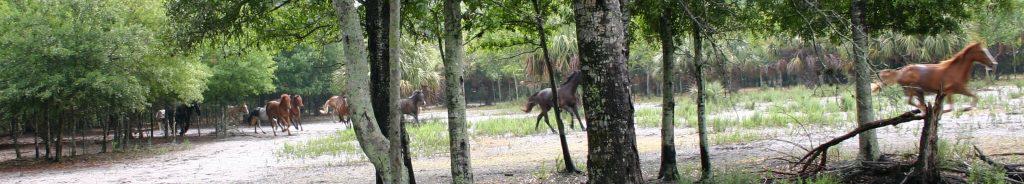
[{"x1": 150, "y1": 43, "x2": 997, "y2": 137}]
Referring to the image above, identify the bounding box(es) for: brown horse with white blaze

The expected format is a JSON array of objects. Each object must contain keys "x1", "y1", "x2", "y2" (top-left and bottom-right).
[
  {"x1": 871, "y1": 42, "x2": 997, "y2": 112},
  {"x1": 265, "y1": 94, "x2": 293, "y2": 136},
  {"x1": 320, "y1": 95, "x2": 351, "y2": 123}
]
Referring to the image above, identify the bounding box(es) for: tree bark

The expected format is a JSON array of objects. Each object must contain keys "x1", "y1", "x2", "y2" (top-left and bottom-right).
[
  {"x1": 331, "y1": 0, "x2": 406, "y2": 183},
  {"x1": 914, "y1": 93, "x2": 945, "y2": 183},
  {"x1": 572, "y1": 0, "x2": 643, "y2": 182},
  {"x1": 443, "y1": 0, "x2": 474, "y2": 182},
  {"x1": 692, "y1": 20, "x2": 712, "y2": 181},
  {"x1": 533, "y1": 0, "x2": 579, "y2": 174},
  {"x1": 657, "y1": 2, "x2": 679, "y2": 181},
  {"x1": 385, "y1": 0, "x2": 414, "y2": 182},
  {"x1": 12, "y1": 113, "x2": 20, "y2": 159},
  {"x1": 102, "y1": 114, "x2": 110, "y2": 153},
  {"x1": 850, "y1": 0, "x2": 880, "y2": 161}
]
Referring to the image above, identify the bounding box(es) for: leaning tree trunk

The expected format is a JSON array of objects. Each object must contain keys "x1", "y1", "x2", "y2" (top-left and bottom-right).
[
  {"x1": 657, "y1": 2, "x2": 679, "y2": 181},
  {"x1": 850, "y1": 0, "x2": 880, "y2": 161},
  {"x1": 572, "y1": 0, "x2": 643, "y2": 182},
  {"x1": 692, "y1": 21, "x2": 713, "y2": 181},
  {"x1": 331, "y1": 0, "x2": 406, "y2": 183},
  {"x1": 443, "y1": 0, "x2": 474, "y2": 182},
  {"x1": 532, "y1": 0, "x2": 578, "y2": 173}
]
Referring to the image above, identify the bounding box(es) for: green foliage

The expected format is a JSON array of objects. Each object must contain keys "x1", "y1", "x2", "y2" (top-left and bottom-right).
[
  {"x1": 274, "y1": 44, "x2": 335, "y2": 96},
  {"x1": 203, "y1": 47, "x2": 276, "y2": 104},
  {"x1": 280, "y1": 129, "x2": 360, "y2": 158}
]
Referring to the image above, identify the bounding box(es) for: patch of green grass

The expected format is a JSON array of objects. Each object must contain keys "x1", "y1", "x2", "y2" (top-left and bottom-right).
[
  {"x1": 473, "y1": 116, "x2": 548, "y2": 137},
  {"x1": 775, "y1": 173, "x2": 842, "y2": 184},
  {"x1": 711, "y1": 131, "x2": 765, "y2": 145},
  {"x1": 967, "y1": 160, "x2": 1008, "y2": 184},
  {"x1": 279, "y1": 129, "x2": 359, "y2": 158},
  {"x1": 708, "y1": 169, "x2": 762, "y2": 184},
  {"x1": 635, "y1": 108, "x2": 662, "y2": 128},
  {"x1": 407, "y1": 120, "x2": 450, "y2": 157}
]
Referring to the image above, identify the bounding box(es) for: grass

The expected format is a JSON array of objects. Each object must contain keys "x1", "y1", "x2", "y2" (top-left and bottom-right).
[
  {"x1": 711, "y1": 131, "x2": 766, "y2": 145},
  {"x1": 279, "y1": 130, "x2": 359, "y2": 158},
  {"x1": 473, "y1": 116, "x2": 548, "y2": 137}
]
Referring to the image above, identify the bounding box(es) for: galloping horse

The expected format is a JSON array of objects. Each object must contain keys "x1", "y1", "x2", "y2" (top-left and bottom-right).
[
  {"x1": 243, "y1": 107, "x2": 270, "y2": 134},
  {"x1": 265, "y1": 94, "x2": 293, "y2": 136},
  {"x1": 174, "y1": 102, "x2": 202, "y2": 136},
  {"x1": 871, "y1": 43, "x2": 997, "y2": 112},
  {"x1": 319, "y1": 95, "x2": 351, "y2": 123},
  {"x1": 290, "y1": 95, "x2": 304, "y2": 131},
  {"x1": 400, "y1": 91, "x2": 427, "y2": 124},
  {"x1": 523, "y1": 70, "x2": 585, "y2": 132}
]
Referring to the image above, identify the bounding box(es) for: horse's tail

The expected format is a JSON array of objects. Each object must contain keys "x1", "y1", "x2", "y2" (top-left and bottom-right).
[
  {"x1": 522, "y1": 91, "x2": 540, "y2": 113},
  {"x1": 320, "y1": 96, "x2": 335, "y2": 114}
]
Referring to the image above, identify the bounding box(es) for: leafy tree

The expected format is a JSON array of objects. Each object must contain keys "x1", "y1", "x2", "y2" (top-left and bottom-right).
[{"x1": 203, "y1": 47, "x2": 277, "y2": 104}]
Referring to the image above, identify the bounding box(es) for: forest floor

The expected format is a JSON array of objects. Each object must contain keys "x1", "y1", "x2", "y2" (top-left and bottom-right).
[{"x1": 1, "y1": 84, "x2": 1023, "y2": 183}]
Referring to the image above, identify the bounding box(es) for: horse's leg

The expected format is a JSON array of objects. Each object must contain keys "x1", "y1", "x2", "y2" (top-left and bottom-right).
[
  {"x1": 414, "y1": 113, "x2": 420, "y2": 124},
  {"x1": 542, "y1": 111, "x2": 557, "y2": 134},
  {"x1": 569, "y1": 105, "x2": 585, "y2": 131},
  {"x1": 534, "y1": 113, "x2": 544, "y2": 130},
  {"x1": 904, "y1": 90, "x2": 926, "y2": 112},
  {"x1": 961, "y1": 90, "x2": 980, "y2": 111},
  {"x1": 943, "y1": 95, "x2": 955, "y2": 113}
]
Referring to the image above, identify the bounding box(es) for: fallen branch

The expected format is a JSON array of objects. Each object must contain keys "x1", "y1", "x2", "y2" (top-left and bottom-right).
[
  {"x1": 792, "y1": 109, "x2": 924, "y2": 176},
  {"x1": 974, "y1": 145, "x2": 1024, "y2": 183}
]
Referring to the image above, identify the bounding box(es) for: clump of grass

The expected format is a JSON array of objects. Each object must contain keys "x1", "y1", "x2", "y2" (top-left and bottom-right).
[
  {"x1": 967, "y1": 160, "x2": 1008, "y2": 183},
  {"x1": 711, "y1": 131, "x2": 765, "y2": 145},
  {"x1": 279, "y1": 129, "x2": 359, "y2": 158},
  {"x1": 407, "y1": 120, "x2": 450, "y2": 157},
  {"x1": 473, "y1": 116, "x2": 548, "y2": 137},
  {"x1": 634, "y1": 108, "x2": 661, "y2": 128}
]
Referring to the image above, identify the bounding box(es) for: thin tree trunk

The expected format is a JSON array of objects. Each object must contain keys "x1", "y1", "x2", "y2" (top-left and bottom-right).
[
  {"x1": 102, "y1": 114, "x2": 109, "y2": 153},
  {"x1": 44, "y1": 107, "x2": 51, "y2": 160},
  {"x1": 443, "y1": 0, "x2": 474, "y2": 182},
  {"x1": 55, "y1": 111, "x2": 63, "y2": 162},
  {"x1": 657, "y1": 2, "x2": 679, "y2": 180},
  {"x1": 851, "y1": 0, "x2": 880, "y2": 161},
  {"x1": 573, "y1": 0, "x2": 642, "y2": 181},
  {"x1": 331, "y1": 0, "x2": 405, "y2": 183},
  {"x1": 693, "y1": 21, "x2": 712, "y2": 181},
  {"x1": 33, "y1": 112, "x2": 39, "y2": 159},
  {"x1": 12, "y1": 113, "x2": 21, "y2": 159},
  {"x1": 71, "y1": 114, "x2": 77, "y2": 157},
  {"x1": 532, "y1": 0, "x2": 578, "y2": 173},
  {"x1": 386, "y1": 0, "x2": 413, "y2": 182}
]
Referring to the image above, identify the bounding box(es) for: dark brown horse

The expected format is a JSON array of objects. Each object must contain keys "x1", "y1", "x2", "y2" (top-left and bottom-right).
[
  {"x1": 265, "y1": 94, "x2": 293, "y2": 136},
  {"x1": 319, "y1": 95, "x2": 351, "y2": 123},
  {"x1": 174, "y1": 102, "x2": 202, "y2": 136},
  {"x1": 523, "y1": 71, "x2": 585, "y2": 132},
  {"x1": 400, "y1": 91, "x2": 426, "y2": 124},
  {"x1": 290, "y1": 95, "x2": 304, "y2": 130},
  {"x1": 873, "y1": 43, "x2": 997, "y2": 112}
]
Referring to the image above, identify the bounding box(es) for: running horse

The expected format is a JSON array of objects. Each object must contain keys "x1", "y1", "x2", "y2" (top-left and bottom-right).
[
  {"x1": 243, "y1": 107, "x2": 270, "y2": 134},
  {"x1": 400, "y1": 91, "x2": 427, "y2": 124},
  {"x1": 290, "y1": 95, "x2": 304, "y2": 131},
  {"x1": 265, "y1": 94, "x2": 293, "y2": 136},
  {"x1": 174, "y1": 102, "x2": 202, "y2": 136},
  {"x1": 522, "y1": 70, "x2": 586, "y2": 133},
  {"x1": 871, "y1": 42, "x2": 997, "y2": 112},
  {"x1": 319, "y1": 95, "x2": 351, "y2": 123}
]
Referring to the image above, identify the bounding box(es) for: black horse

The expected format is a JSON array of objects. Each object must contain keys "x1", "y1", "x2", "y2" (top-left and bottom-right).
[{"x1": 174, "y1": 102, "x2": 202, "y2": 136}]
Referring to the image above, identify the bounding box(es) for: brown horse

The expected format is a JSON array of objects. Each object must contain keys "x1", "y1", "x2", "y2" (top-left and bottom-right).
[
  {"x1": 290, "y1": 95, "x2": 304, "y2": 131},
  {"x1": 225, "y1": 104, "x2": 249, "y2": 125},
  {"x1": 872, "y1": 43, "x2": 997, "y2": 112},
  {"x1": 265, "y1": 94, "x2": 293, "y2": 136},
  {"x1": 319, "y1": 95, "x2": 351, "y2": 123},
  {"x1": 523, "y1": 71, "x2": 585, "y2": 133},
  {"x1": 400, "y1": 91, "x2": 426, "y2": 124}
]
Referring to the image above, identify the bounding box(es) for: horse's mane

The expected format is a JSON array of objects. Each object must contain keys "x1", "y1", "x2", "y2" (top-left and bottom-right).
[
  {"x1": 280, "y1": 94, "x2": 292, "y2": 109},
  {"x1": 940, "y1": 43, "x2": 981, "y2": 65},
  {"x1": 560, "y1": 71, "x2": 580, "y2": 86}
]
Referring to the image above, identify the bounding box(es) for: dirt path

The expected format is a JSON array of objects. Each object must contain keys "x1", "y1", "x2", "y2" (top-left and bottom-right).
[{"x1": 1, "y1": 86, "x2": 1022, "y2": 183}]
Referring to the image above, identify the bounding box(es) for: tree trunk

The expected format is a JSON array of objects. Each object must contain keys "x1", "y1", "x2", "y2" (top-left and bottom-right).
[
  {"x1": 850, "y1": 0, "x2": 879, "y2": 161},
  {"x1": 443, "y1": 0, "x2": 474, "y2": 182},
  {"x1": 572, "y1": 0, "x2": 643, "y2": 182},
  {"x1": 532, "y1": 0, "x2": 579, "y2": 174},
  {"x1": 102, "y1": 114, "x2": 110, "y2": 153},
  {"x1": 331, "y1": 0, "x2": 406, "y2": 183},
  {"x1": 386, "y1": 0, "x2": 414, "y2": 182},
  {"x1": 657, "y1": 3, "x2": 679, "y2": 181},
  {"x1": 44, "y1": 108, "x2": 50, "y2": 160},
  {"x1": 692, "y1": 21, "x2": 712, "y2": 181},
  {"x1": 71, "y1": 115, "x2": 77, "y2": 157},
  {"x1": 914, "y1": 93, "x2": 945, "y2": 183},
  {"x1": 55, "y1": 112, "x2": 63, "y2": 162},
  {"x1": 12, "y1": 114, "x2": 21, "y2": 159}
]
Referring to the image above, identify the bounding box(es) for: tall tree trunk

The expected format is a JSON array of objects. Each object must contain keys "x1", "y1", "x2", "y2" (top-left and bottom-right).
[
  {"x1": 71, "y1": 114, "x2": 77, "y2": 157},
  {"x1": 102, "y1": 114, "x2": 110, "y2": 153},
  {"x1": 573, "y1": 0, "x2": 642, "y2": 182},
  {"x1": 385, "y1": 0, "x2": 414, "y2": 182},
  {"x1": 532, "y1": 0, "x2": 579, "y2": 173},
  {"x1": 44, "y1": 108, "x2": 50, "y2": 160},
  {"x1": 657, "y1": 2, "x2": 679, "y2": 181},
  {"x1": 443, "y1": 0, "x2": 474, "y2": 182},
  {"x1": 692, "y1": 21, "x2": 712, "y2": 181},
  {"x1": 331, "y1": 0, "x2": 406, "y2": 183},
  {"x1": 850, "y1": 0, "x2": 879, "y2": 161},
  {"x1": 55, "y1": 111, "x2": 63, "y2": 162},
  {"x1": 12, "y1": 114, "x2": 21, "y2": 159}
]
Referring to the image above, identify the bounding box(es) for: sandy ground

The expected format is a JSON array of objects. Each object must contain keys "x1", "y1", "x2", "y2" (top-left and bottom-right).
[{"x1": 1, "y1": 87, "x2": 1022, "y2": 183}]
